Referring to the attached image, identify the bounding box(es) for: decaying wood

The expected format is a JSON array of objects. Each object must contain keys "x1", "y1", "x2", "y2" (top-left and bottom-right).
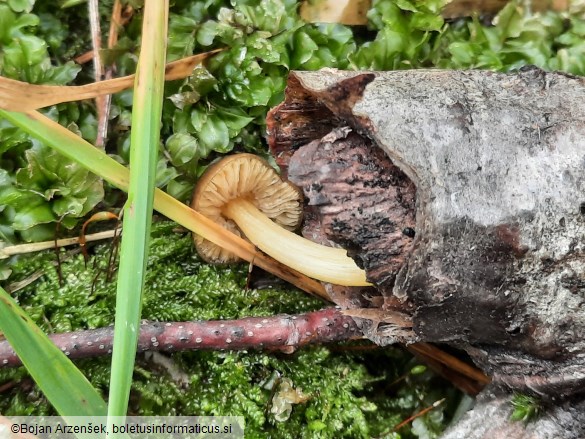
[
  {"x1": 442, "y1": 0, "x2": 571, "y2": 19},
  {"x1": 267, "y1": 67, "x2": 585, "y2": 437}
]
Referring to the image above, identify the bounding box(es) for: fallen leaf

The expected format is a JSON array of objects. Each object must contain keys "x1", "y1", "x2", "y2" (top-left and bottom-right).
[
  {"x1": 300, "y1": 0, "x2": 371, "y2": 25},
  {"x1": 0, "y1": 49, "x2": 223, "y2": 111}
]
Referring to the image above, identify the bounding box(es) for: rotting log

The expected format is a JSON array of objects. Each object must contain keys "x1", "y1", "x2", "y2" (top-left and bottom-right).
[{"x1": 267, "y1": 67, "x2": 585, "y2": 438}]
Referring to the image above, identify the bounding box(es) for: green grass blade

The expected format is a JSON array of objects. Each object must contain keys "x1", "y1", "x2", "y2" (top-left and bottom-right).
[
  {"x1": 0, "y1": 286, "x2": 107, "y2": 416},
  {"x1": 0, "y1": 108, "x2": 261, "y2": 266},
  {"x1": 107, "y1": 0, "x2": 169, "y2": 417}
]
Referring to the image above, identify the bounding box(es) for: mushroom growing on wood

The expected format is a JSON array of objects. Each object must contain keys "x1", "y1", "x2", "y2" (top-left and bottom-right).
[{"x1": 191, "y1": 153, "x2": 370, "y2": 286}]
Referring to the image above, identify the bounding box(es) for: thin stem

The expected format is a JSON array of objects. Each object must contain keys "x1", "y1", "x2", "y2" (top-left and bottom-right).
[
  {"x1": 224, "y1": 198, "x2": 371, "y2": 286},
  {"x1": 0, "y1": 229, "x2": 121, "y2": 259},
  {"x1": 88, "y1": 0, "x2": 108, "y2": 147}
]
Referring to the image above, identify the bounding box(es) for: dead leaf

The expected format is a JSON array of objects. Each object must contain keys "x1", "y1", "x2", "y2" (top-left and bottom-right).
[
  {"x1": 0, "y1": 49, "x2": 223, "y2": 112},
  {"x1": 300, "y1": 0, "x2": 371, "y2": 25},
  {"x1": 270, "y1": 378, "x2": 310, "y2": 422}
]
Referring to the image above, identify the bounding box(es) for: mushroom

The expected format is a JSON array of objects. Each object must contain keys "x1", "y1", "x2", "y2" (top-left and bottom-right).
[{"x1": 191, "y1": 153, "x2": 370, "y2": 286}]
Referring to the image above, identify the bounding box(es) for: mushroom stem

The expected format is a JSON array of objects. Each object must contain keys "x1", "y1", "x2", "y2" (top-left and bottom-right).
[{"x1": 223, "y1": 198, "x2": 371, "y2": 286}]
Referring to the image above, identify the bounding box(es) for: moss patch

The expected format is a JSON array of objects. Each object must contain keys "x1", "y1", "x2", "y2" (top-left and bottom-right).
[{"x1": 0, "y1": 221, "x2": 460, "y2": 437}]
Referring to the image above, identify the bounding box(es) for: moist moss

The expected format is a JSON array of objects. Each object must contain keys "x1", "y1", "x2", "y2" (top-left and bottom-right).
[{"x1": 0, "y1": 221, "x2": 459, "y2": 437}]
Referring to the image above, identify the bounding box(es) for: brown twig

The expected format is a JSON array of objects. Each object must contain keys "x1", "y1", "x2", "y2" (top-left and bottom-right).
[
  {"x1": 0, "y1": 308, "x2": 360, "y2": 368},
  {"x1": 80, "y1": 211, "x2": 120, "y2": 264},
  {"x1": 96, "y1": 0, "x2": 124, "y2": 147},
  {"x1": 408, "y1": 342, "x2": 491, "y2": 386},
  {"x1": 107, "y1": 0, "x2": 124, "y2": 54},
  {"x1": 0, "y1": 380, "x2": 17, "y2": 393},
  {"x1": 74, "y1": 1, "x2": 133, "y2": 65},
  {"x1": 392, "y1": 398, "x2": 446, "y2": 433},
  {"x1": 407, "y1": 343, "x2": 489, "y2": 396},
  {"x1": 88, "y1": 0, "x2": 107, "y2": 147}
]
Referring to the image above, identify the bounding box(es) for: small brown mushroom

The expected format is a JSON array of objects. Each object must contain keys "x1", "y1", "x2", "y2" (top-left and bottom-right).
[{"x1": 191, "y1": 153, "x2": 370, "y2": 286}]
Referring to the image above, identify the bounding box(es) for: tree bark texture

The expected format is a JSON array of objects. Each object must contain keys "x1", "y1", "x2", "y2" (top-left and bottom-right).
[
  {"x1": 442, "y1": 392, "x2": 585, "y2": 439},
  {"x1": 267, "y1": 67, "x2": 585, "y2": 438},
  {"x1": 441, "y1": 0, "x2": 570, "y2": 19}
]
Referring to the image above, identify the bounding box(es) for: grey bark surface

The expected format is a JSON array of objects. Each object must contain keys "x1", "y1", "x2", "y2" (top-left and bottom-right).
[
  {"x1": 267, "y1": 67, "x2": 585, "y2": 437},
  {"x1": 441, "y1": 392, "x2": 585, "y2": 439}
]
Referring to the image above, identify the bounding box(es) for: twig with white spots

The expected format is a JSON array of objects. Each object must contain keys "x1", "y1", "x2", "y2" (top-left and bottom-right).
[{"x1": 0, "y1": 308, "x2": 360, "y2": 367}]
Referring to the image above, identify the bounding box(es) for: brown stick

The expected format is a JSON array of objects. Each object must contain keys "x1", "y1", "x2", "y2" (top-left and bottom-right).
[
  {"x1": 0, "y1": 309, "x2": 359, "y2": 368},
  {"x1": 392, "y1": 398, "x2": 446, "y2": 433},
  {"x1": 407, "y1": 345, "x2": 487, "y2": 396},
  {"x1": 408, "y1": 343, "x2": 491, "y2": 386},
  {"x1": 88, "y1": 0, "x2": 106, "y2": 147}
]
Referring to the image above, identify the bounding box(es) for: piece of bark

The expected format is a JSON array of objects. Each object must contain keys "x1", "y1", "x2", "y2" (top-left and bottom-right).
[
  {"x1": 289, "y1": 127, "x2": 417, "y2": 291},
  {"x1": 284, "y1": 125, "x2": 419, "y2": 345},
  {"x1": 441, "y1": 391, "x2": 585, "y2": 439},
  {"x1": 267, "y1": 67, "x2": 585, "y2": 406},
  {"x1": 442, "y1": 0, "x2": 571, "y2": 19}
]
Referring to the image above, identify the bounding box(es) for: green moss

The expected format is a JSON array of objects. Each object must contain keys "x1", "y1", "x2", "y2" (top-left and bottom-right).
[
  {"x1": 0, "y1": 221, "x2": 459, "y2": 437},
  {"x1": 510, "y1": 393, "x2": 543, "y2": 423}
]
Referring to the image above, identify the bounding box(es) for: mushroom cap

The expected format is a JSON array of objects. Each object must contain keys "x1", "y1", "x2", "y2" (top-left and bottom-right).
[{"x1": 191, "y1": 153, "x2": 304, "y2": 263}]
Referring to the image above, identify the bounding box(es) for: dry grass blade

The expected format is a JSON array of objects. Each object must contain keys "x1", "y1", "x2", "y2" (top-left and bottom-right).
[
  {"x1": 0, "y1": 228, "x2": 121, "y2": 259},
  {"x1": 0, "y1": 50, "x2": 222, "y2": 111}
]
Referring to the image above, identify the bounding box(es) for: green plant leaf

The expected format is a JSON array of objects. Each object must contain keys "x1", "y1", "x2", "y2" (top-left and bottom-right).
[
  {"x1": 0, "y1": 5, "x2": 17, "y2": 43},
  {"x1": 411, "y1": 11, "x2": 443, "y2": 31},
  {"x1": 155, "y1": 157, "x2": 179, "y2": 187},
  {"x1": 215, "y1": 106, "x2": 254, "y2": 134},
  {"x1": 198, "y1": 113, "x2": 230, "y2": 153},
  {"x1": 8, "y1": 0, "x2": 35, "y2": 13},
  {"x1": 166, "y1": 177, "x2": 192, "y2": 201},
  {"x1": 189, "y1": 106, "x2": 208, "y2": 132},
  {"x1": 11, "y1": 198, "x2": 53, "y2": 230},
  {"x1": 292, "y1": 31, "x2": 318, "y2": 66},
  {"x1": 107, "y1": 0, "x2": 169, "y2": 418},
  {"x1": 0, "y1": 285, "x2": 107, "y2": 416},
  {"x1": 396, "y1": 0, "x2": 418, "y2": 12},
  {"x1": 7, "y1": 145, "x2": 104, "y2": 233},
  {"x1": 350, "y1": 27, "x2": 406, "y2": 70},
  {"x1": 449, "y1": 41, "x2": 476, "y2": 65},
  {"x1": 166, "y1": 132, "x2": 199, "y2": 166},
  {"x1": 196, "y1": 20, "x2": 219, "y2": 46}
]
